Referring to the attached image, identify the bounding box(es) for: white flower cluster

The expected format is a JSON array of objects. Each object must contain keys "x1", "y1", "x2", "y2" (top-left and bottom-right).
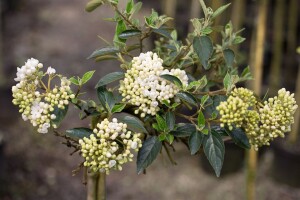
[
  {"x1": 217, "y1": 87, "x2": 298, "y2": 150},
  {"x1": 119, "y1": 52, "x2": 188, "y2": 117},
  {"x1": 12, "y1": 58, "x2": 75, "y2": 133},
  {"x1": 79, "y1": 118, "x2": 142, "y2": 174}
]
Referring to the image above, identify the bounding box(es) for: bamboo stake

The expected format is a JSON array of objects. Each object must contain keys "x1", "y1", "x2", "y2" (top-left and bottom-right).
[
  {"x1": 246, "y1": 0, "x2": 269, "y2": 200},
  {"x1": 249, "y1": 0, "x2": 268, "y2": 95},
  {"x1": 162, "y1": 0, "x2": 177, "y2": 26},
  {"x1": 288, "y1": 61, "x2": 300, "y2": 144},
  {"x1": 210, "y1": 0, "x2": 224, "y2": 42},
  {"x1": 87, "y1": 117, "x2": 106, "y2": 200},
  {"x1": 269, "y1": 0, "x2": 285, "y2": 95},
  {"x1": 287, "y1": 0, "x2": 298, "y2": 54},
  {"x1": 188, "y1": 0, "x2": 201, "y2": 33},
  {"x1": 231, "y1": 0, "x2": 246, "y2": 31},
  {"x1": 0, "y1": 1, "x2": 5, "y2": 87}
]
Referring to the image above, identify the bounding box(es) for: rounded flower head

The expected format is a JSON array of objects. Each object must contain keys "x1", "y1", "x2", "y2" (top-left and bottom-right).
[
  {"x1": 12, "y1": 58, "x2": 75, "y2": 133},
  {"x1": 79, "y1": 118, "x2": 142, "y2": 174},
  {"x1": 217, "y1": 87, "x2": 298, "y2": 150},
  {"x1": 119, "y1": 52, "x2": 188, "y2": 117}
]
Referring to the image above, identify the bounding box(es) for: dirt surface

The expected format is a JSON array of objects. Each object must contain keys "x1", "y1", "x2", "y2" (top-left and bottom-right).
[{"x1": 1, "y1": 0, "x2": 300, "y2": 199}]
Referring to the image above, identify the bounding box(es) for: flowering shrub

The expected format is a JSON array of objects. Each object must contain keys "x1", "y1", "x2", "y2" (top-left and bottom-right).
[{"x1": 11, "y1": 0, "x2": 298, "y2": 193}]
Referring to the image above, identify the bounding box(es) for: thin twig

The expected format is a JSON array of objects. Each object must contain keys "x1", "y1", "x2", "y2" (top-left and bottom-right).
[{"x1": 163, "y1": 142, "x2": 177, "y2": 165}]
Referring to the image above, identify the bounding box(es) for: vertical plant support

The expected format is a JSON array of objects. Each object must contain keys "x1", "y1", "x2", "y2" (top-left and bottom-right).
[
  {"x1": 287, "y1": 0, "x2": 298, "y2": 54},
  {"x1": 247, "y1": 0, "x2": 269, "y2": 200},
  {"x1": 87, "y1": 117, "x2": 106, "y2": 200},
  {"x1": 210, "y1": 0, "x2": 224, "y2": 42},
  {"x1": 288, "y1": 61, "x2": 300, "y2": 144},
  {"x1": 188, "y1": 0, "x2": 201, "y2": 33},
  {"x1": 162, "y1": 0, "x2": 177, "y2": 26},
  {"x1": 87, "y1": 173, "x2": 106, "y2": 200},
  {"x1": 269, "y1": 0, "x2": 285, "y2": 95},
  {"x1": 0, "y1": 1, "x2": 5, "y2": 87},
  {"x1": 231, "y1": 0, "x2": 246, "y2": 31}
]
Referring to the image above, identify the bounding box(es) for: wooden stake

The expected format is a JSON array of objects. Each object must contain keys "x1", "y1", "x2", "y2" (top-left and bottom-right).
[
  {"x1": 246, "y1": 1, "x2": 269, "y2": 200},
  {"x1": 269, "y1": 0, "x2": 285, "y2": 95},
  {"x1": 289, "y1": 62, "x2": 300, "y2": 144}
]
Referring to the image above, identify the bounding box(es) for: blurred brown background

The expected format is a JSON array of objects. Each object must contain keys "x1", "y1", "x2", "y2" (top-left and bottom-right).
[{"x1": 0, "y1": 0, "x2": 300, "y2": 199}]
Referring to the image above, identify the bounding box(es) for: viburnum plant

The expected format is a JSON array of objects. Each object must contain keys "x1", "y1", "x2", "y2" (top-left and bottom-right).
[{"x1": 12, "y1": 0, "x2": 298, "y2": 198}]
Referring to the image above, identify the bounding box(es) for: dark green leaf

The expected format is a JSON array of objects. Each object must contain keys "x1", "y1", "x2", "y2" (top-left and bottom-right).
[
  {"x1": 82, "y1": 70, "x2": 95, "y2": 85},
  {"x1": 65, "y1": 128, "x2": 93, "y2": 139},
  {"x1": 193, "y1": 36, "x2": 213, "y2": 70},
  {"x1": 88, "y1": 47, "x2": 119, "y2": 59},
  {"x1": 85, "y1": 0, "x2": 103, "y2": 12},
  {"x1": 176, "y1": 92, "x2": 198, "y2": 106},
  {"x1": 189, "y1": 131, "x2": 204, "y2": 155},
  {"x1": 223, "y1": 49, "x2": 235, "y2": 67},
  {"x1": 51, "y1": 105, "x2": 68, "y2": 127},
  {"x1": 95, "y1": 72, "x2": 125, "y2": 88},
  {"x1": 171, "y1": 123, "x2": 196, "y2": 137},
  {"x1": 153, "y1": 27, "x2": 172, "y2": 39},
  {"x1": 119, "y1": 29, "x2": 142, "y2": 39},
  {"x1": 166, "y1": 112, "x2": 175, "y2": 131},
  {"x1": 160, "y1": 74, "x2": 183, "y2": 88},
  {"x1": 96, "y1": 87, "x2": 115, "y2": 112},
  {"x1": 111, "y1": 104, "x2": 126, "y2": 113},
  {"x1": 117, "y1": 114, "x2": 148, "y2": 133},
  {"x1": 137, "y1": 136, "x2": 162, "y2": 174},
  {"x1": 225, "y1": 127, "x2": 250, "y2": 149},
  {"x1": 203, "y1": 130, "x2": 225, "y2": 177}
]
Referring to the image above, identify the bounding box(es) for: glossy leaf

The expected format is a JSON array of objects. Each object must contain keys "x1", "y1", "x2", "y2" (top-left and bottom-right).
[
  {"x1": 176, "y1": 92, "x2": 198, "y2": 106},
  {"x1": 119, "y1": 30, "x2": 141, "y2": 39},
  {"x1": 171, "y1": 123, "x2": 196, "y2": 137},
  {"x1": 189, "y1": 131, "x2": 204, "y2": 155},
  {"x1": 225, "y1": 127, "x2": 251, "y2": 149},
  {"x1": 117, "y1": 114, "x2": 148, "y2": 133},
  {"x1": 88, "y1": 47, "x2": 119, "y2": 59},
  {"x1": 95, "y1": 72, "x2": 125, "y2": 88},
  {"x1": 160, "y1": 74, "x2": 183, "y2": 88},
  {"x1": 166, "y1": 111, "x2": 175, "y2": 131},
  {"x1": 96, "y1": 87, "x2": 115, "y2": 112},
  {"x1": 51, "y1": 105, "x2": 68, "y2": 127},
  {"x1": 137, "y1": 136, "x2": 162, "y2": 174},
  {"x1": 66, "y1": 128, "x2": 93, "y2": 139},
  {"x1": 203, "y1": 130, "x2": 225, "y2": 177}
]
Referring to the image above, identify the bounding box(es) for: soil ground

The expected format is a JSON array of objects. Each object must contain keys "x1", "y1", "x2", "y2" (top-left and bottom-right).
[{"x1": 1, "y1": 0, "x2": 300, "y2": 199}]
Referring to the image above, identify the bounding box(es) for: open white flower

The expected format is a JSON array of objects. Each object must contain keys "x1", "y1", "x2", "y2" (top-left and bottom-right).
[
  {"x1": 119, "y1": 52, "x2": 188, "y2": 117},
  {"x1": 46, "y1": 67, "x2": 56, "y2": 75}
]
